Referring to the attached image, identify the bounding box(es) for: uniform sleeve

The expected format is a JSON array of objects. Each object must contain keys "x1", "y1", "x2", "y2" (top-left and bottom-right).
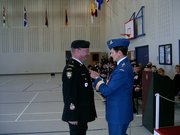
[
  {"x1": 98, "y1": 69, "x2": 127, "y2": 96},
  {"x1": 62, "y1": 66, "x2": 80, "y2": 121}
]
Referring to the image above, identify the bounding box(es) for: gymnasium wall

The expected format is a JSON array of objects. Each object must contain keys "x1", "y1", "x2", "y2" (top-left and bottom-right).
[
  {"x1": 0, "y1": 0, "x2": 106, "y2": 74},
  {"x1": 105, "y1": 0, "x2": 180, "y2": 78}
]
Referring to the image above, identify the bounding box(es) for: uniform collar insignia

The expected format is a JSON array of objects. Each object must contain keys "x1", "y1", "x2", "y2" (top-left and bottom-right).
[
  {"x1": 110, "y1": 40, "x2": 113, "y2": 45},
  {"x1": 122, "y1": 63, "x2": 125, "y2": 67}
]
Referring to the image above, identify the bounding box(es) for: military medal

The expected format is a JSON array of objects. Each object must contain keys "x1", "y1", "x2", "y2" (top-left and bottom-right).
[
  {"x1": 122, "y1": 63, "x2": 125, "y2": 67},
  {"x1": 70, "y1": 103, "x2": 75, "y2": 110},
  {"x1": 84, "y1": 82, "x2": 88, "y2": 87}
]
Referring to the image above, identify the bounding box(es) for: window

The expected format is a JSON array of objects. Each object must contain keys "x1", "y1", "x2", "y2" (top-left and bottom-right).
[{"x1": 159, "y1": 44, "x2": 172, "y2": 65}]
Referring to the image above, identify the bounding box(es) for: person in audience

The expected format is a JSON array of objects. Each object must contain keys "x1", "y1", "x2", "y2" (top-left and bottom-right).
[
  {"x1": 173, "y1": 65, "x2": 180, "y2": 96},
  {"x1": 151, "y1": 65, "x2": 157, "y2": 73},
  {"x1": 132, "y1": 63, "x2": 142, "y2": 114},
  {"x1": 157, "y1": 68, "x2": 165, "y2": 76},
  {"x1": 144, "y1": 62, "x2": 152, "y2": 72}
]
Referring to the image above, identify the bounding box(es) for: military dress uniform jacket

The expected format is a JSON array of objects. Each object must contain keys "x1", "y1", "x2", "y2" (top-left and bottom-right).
[
  {"x1": 95, "y1": 57, "x2": 134, "y2": 124},
  {"x1": 62, "y1": 58, "x2": 97, "y2": 122}
]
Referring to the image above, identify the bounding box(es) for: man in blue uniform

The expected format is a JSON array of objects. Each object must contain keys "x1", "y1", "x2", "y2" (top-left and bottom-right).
[
  {"x1": 90, "y1": 38, "x2": 134, "y2": 135},
  {"x1": 62, "y1": 40, "x2": 97, "y2": 135}
]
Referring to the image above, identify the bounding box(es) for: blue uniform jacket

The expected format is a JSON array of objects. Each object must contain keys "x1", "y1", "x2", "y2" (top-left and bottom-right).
[{"x1": 95, "y1": 57, "x2": 134, "y2": 124}]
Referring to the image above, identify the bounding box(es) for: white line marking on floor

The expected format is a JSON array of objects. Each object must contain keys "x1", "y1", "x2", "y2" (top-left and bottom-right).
[
  {"x1": 0, "y1": 79, "x2": 12, "y2": 87},
  {"x1": 0, "y1": 116, "x2": 106, "y2": 123},
  {"x1": 46, "y1": 78, "x2": 51, "y2": 83},
  {"x1": 0, "y1": 109, "x2": 105, "y2": 116},
  {"x1": 0, "y1": 112, "x2": 61, "y2": 116},
  {"x1": 0, "y1": 119, "x2": 62, "y2": 123},
  {"x1": 14, "y1": 92, "x2": 39, "y2": 122},
  {"x1": 21, "y1": 112, "x2": 62, "y2": 115},
  {"x1": 22, "y1": 82, "x2": 33, "y2": 92}
]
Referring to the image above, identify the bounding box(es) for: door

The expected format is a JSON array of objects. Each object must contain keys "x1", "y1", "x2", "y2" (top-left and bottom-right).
[
  {"x1": 65, "y1": 50, "x2": 71, "y2": 64},
  {"x1": 135, "y1": 45, "x2": 149, "y2": 68}
]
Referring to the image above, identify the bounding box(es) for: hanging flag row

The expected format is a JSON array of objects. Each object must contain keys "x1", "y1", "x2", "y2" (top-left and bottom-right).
[
  {"x1": 91, "y1": 0, "x2": 110, "y2": 23},
  {"x1": 1, "y1": 6, "x2": 69, "y2": 27}
]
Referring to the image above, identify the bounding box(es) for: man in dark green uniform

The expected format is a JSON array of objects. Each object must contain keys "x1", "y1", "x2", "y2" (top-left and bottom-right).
[{"x1": 62, "y1": 40, "x2": 97, "y2": 135}]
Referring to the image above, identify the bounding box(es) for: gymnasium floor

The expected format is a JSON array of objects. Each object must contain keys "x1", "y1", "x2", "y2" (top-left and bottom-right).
[{"x1": 0, "y1": 74, "x2": 179, "y2": 135}]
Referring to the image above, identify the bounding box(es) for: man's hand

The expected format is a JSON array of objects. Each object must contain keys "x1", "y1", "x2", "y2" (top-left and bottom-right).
[
  {"x1": 68, "y1": 121, "x2": 78, "y2": 125},
  {"x1": 90, "y1": 70, "x2": 99, "y2": 79}
]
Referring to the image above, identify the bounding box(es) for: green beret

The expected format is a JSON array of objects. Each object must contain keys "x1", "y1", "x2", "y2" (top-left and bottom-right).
[{"x1": 71, "y1": 40, "x2": 90, "y2": 48}]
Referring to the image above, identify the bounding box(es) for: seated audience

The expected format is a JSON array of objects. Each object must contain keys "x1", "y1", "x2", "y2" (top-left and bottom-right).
[
  {"x1": 144, "y1": 62, "x2": 152, "y2": 72},
  {"x1": 132, "y1": 63, "x2": 142, "y2": 113},
  {"x1": 157, "y1": 68, "x2": 165, "y2": 76},
  {"x1": 151, "y1": 65, "x2": 157, "y2": 73}
]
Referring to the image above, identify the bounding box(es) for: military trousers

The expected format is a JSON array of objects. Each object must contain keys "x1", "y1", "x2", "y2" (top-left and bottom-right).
[
  {"x1": 68, "y1": 122, "x2": 88, "y2": 135},
  {"x1": 108, "y1": 122, "x2": 129, "y2": 135}
]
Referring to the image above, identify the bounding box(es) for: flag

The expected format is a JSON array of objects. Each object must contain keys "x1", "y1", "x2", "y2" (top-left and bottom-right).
[
  {"x1": 91, "y1": 1, "x2": 95, "y2": 23},
  {"x1": 94, "y1": 0, "x2": 98, "y2": 17},
  {"x1": 2, "y1": 6, "x2": 6, "y2": 27},
  {"x1": 24, "y1": 6, "x2": 27, "y2": 27},
  {"x1": 96, "y1": 0, "x2": 103, "y2": 10},
  {"x1": 94, "y1": 9, "x2": 98, "y2": 17},
  {"x1": 45, "y1": 8, "x2": 48, "y2": 27},
  {"x1": 91, "y1": 1, "x2": 95, "y2": 16},
  {"x1": 65, "y1": 9, "x2": 68, "y2": 26}
]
